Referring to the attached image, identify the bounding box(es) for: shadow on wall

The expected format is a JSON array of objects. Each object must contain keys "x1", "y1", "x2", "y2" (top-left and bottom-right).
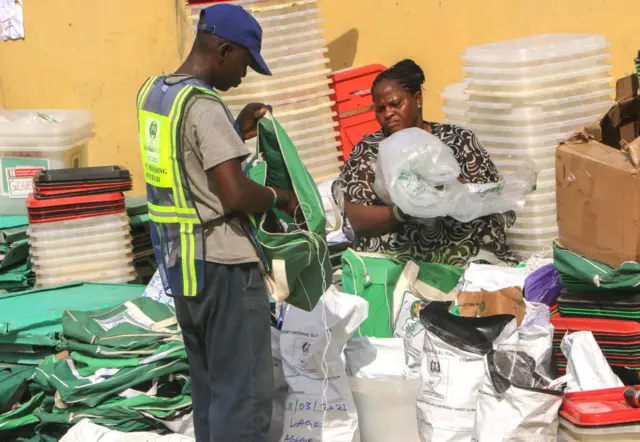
[{"x1": 326, "y1": 28, "x2": 359, "y2": 72}]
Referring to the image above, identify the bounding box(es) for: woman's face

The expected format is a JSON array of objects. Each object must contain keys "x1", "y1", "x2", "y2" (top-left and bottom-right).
[{"x1": 372, "y1": 79, "x2": 422, "y2": 135}]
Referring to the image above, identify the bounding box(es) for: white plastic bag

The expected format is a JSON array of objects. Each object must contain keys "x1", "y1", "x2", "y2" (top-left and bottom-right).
[
  {"x1": 519, "y1": 302, "x2": 554, "y2": 375},
  {"x1": 561, "y1": 331, "x2": 623, "y2": 392},
  {"x1": 374, "y1": 127, "x2": 535, "y2": 222},
  {"x1": 417, "y1": 302, "x2": 518, "y2": 442},
  {"x1": 374, "y1": 127, "x2": 459, "y2": 214},
  {"x1": 473, "y1": 349, "x2": 562, "y2": 442},
  {"x1": 345, "y1": 337, "x2": 420, "y2": 442},
  {"x1": 458, "y1": 263, "x2": 528, "y2": 293},
  {"x1": 141, "y1": 271, "x2": 174, "y2": 307},
  {"x1": 279, "y1": 287, "x2": 368, "y2": 442},
  {"x1": 393, "y1": 291, "x2": 427, "y2": 377}
]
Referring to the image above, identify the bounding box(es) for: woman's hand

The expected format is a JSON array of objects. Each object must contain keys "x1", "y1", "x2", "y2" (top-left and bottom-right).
[
  {"x1": 235, "y1": 103, "x2": 273, "y2": 141},
  {"x1": 345, "y1": 201, "x2": 403, "y2": 238}
]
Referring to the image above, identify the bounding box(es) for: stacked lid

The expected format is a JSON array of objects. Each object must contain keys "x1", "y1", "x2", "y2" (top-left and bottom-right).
[
  {"x1": 559, "y1": 387, "x2": 640, "y2": 441},
  {"x1": 441, "y1": 34, "x2": 614, "y2": 258},
  {"x1": 551, "y1": 314, "x2": 640, "y2": 374},
  {"x1": 187, "y1": 0, "x2": 342, "y2": 183},
  {"x1": 126, "y1": 196, "x2": 156, "y2": 285},
  {"x1": 26, "y1": 167, "x2": 136, "y2": 288}
]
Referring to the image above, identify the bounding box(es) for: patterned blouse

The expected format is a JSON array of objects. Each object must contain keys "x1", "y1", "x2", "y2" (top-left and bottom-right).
[{"x1": 332, "y1": 122, "x2": 518, "y2": 266}]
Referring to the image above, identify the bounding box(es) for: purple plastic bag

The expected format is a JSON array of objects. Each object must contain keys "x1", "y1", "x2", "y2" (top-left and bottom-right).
[{"x1": 524, "y1": 264, "x2": 564, "y2": 306}]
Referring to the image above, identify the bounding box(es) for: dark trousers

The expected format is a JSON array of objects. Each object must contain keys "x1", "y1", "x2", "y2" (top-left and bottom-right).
[{"x1": 174, "y1": 262, "x2": 273, "y2": 442}]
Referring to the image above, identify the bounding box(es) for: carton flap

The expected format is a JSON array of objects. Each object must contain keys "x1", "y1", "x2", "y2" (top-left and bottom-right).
[{"x1": 616, "y1": 75, "x2": 639, "y2": 101}]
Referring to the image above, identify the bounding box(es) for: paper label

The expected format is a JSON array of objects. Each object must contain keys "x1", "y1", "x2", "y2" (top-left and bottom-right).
[
  {"x1": 95, "y1": 310, "x2": 152, "y2": 331},
  {"x1": 1, "y1": 157, "x2": 49, "y2": 198}
]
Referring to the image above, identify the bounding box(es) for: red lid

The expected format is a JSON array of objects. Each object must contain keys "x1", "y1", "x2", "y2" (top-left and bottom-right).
[
  {"x1": 26, "y1": 192, "x2": 124, "y2": 208},
  {"x1": 28, "y1": 209, "x2": 126, "y2": 224},
  {"x1": 551, "y1": 315, "x2": 640, "y2": 335},
  {"x1": 561, "y1": 387, "x2": 640, "y2": 427}
]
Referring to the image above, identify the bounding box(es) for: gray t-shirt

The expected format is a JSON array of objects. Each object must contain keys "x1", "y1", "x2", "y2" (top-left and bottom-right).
[{"x1": 166, "y1": 75, "x2": 258, "y2": 265}]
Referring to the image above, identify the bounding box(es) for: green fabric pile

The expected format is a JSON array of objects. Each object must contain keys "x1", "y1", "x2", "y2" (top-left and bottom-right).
[
  {"x1": 553, "y1": 241, "x2": 640, "y2": 292},
  {"x1": 0, "y1": 216, "x2": 34, "y2": 293},
  {"x1": 126, "y1": 196, "x2": 156, "y2": 286},
  {"x1": 0, "y1": 297, "x2": 191, "y2": 439}
]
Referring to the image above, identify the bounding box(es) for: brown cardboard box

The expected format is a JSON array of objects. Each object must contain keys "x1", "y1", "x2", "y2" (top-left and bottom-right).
[
  {"x1": 457, "y1": 287, "x2": 526, "y2": 326},
  {"x1": 557, "y1": 75, "x2": 640, "y2": 267}
]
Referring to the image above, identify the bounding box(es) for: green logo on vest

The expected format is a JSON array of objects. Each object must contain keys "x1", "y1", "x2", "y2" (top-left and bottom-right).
[{"x1": 149, "y1": 121, "x2": 158, "y2": 139}]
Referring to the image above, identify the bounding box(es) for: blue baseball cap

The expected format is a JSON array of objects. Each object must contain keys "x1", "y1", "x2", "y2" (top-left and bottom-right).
[{"x1": 198, "y1": 4, "x2": 271, "y2": 76}]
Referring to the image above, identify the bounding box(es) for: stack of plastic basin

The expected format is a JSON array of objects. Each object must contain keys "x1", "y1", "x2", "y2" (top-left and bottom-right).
[
  {"x1": 29, "y1": 213, "x2": 135, "y2": 288},
  {"x1": 187, "y1": 0, "x2": 342, "y2": 183},
  {"x1": 0, "y1": 109, "x2": 93, "y2": 216},
  {"x1": 441, "y1": 34, "x2": 614, "y2": 258}
]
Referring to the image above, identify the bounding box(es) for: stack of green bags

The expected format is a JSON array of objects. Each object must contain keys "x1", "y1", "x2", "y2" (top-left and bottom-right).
[
  {"x1": 0, "y1": 216, "x2": 34, "y2": 293},
  {"x1": 0, "y1": 297, "x2": 191, "y2": 438},
  {"x1": 126, "y1": 197, "x2": 156, "y2": 285}
]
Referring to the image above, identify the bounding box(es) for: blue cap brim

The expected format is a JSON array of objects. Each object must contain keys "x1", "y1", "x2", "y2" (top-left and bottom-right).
[{"x1": 249, "y1": 48, "x2": 272, "y2": 76}]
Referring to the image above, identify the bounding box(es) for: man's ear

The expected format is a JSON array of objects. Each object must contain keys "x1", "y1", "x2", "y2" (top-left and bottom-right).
[{"x1": 218, "y1": 42, "x2": 233, "y2": 62}]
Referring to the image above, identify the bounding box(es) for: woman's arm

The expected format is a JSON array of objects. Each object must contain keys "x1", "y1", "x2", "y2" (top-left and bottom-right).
[{"x1": 345, "y1": 201, "x2": 399, "y2": 237}]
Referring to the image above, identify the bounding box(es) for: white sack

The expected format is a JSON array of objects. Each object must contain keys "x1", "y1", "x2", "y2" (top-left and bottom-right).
[
  {"x1": 458, "y1": 263, "x2": 528, "y2": 292},
  {"x1": 417, "y1": 306, "x2": 518, "y2": 442},
  {"x1": 279, "y1": 286, "x2": 368, "y2": 442},
  {"x1": 561, "y1": 331, "x2": 623, "y2": 392},
  {"x1": 473, "y1": 355, "x2": 562, "y2": 442},
  {"x1": 60, "y1": 419, "x2": 194, "y2": 442}
]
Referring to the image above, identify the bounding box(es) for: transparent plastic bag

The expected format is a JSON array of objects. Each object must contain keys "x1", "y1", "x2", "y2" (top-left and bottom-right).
[
  {"x1": 374, "y1": 127, "x2": 460, "y2": 211},
  {"x1": 374, "y1": 127, "x2": 537, "y2": 222},
  {"x1": 446, "y1": 169, "x2": 537, "y2": 222}
]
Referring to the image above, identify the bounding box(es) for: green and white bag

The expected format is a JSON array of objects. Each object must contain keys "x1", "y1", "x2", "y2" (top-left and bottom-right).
[
  {"x1": 341, "y1": 249, "x2": 405, "y2": 338},
  {"x1": 246, "y1": 112, "x2": 332, "y2": 311}
]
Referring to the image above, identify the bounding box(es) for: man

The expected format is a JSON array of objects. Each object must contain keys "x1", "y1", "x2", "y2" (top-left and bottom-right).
[{"x1": 136, "y1": 4, "x2": 296, "y2": 441}]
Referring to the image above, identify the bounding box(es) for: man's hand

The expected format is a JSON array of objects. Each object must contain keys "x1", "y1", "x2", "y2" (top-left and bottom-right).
[
  {"x1": 236, "y1": 102, "x2": 273, "y2": 141},
  {"x1": 274, "y1": 188, "x2": 299, "y2": 218}
]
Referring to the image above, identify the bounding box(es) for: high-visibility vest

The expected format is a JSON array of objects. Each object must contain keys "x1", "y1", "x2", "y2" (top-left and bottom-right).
[{"x1": 136, "y1": 76, "x2": 243, "y2": 297}]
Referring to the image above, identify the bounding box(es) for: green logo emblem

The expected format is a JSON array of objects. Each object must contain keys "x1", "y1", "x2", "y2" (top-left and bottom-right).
[{"x1": 149, "y1": 121, "x2": 158, "y2": 139}]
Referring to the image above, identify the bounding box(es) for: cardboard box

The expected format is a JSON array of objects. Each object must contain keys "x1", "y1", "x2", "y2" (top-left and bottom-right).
[{"x1": 557, "y1": 75, "x2": 640, "y2": 267}]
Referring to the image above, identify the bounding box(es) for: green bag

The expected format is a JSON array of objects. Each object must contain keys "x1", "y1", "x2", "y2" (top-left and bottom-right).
[
  {"x1": 246, "y1": 112, "x2": 332, "y2": 312},
  {"x1": 341, "y1": 249, "x2": 405, "y2": 338},
  {"x1": 554, "y1": 241, "x2": 640, "y2": 292},
  {"x1": 342, "y1": 249, "x2": 465, "y2": 338}
]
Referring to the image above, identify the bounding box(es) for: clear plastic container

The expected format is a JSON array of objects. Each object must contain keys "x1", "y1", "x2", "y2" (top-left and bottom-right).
[
  {"x1": 463, "y1": 52, "x2": 610, "y2": 79},
  {"x1": 443, "y1": 100, "x2": 614, "y2": 125},
  {"x1": 35, "y1": 267, "x2": 136, "y2": 289},
  {"x1": 31, "y1": 237, "x2": 132, "y2": 260},
  {"x1": 223, "y1": 78, "x2": 332, "y2": 104},
  {"x1": 33, "y1": 248, "x2": 133, "y2": 269},
  {"x1": 447, "y1": 112, "x2": 604, "y2": 135},
  {"x1": 27, "y1": 213, "x2": 130, "y2": 238},
  {"x1": 558, "y1": 419, "x2": 640, "y2": 441},
  {"x1": 464, "y1": 65, "x2": 610, "y2": 90},
  {"x1": 462, "y1": 34, "x2": 610, "y2": 66},
  {"x1": 0, "y1": 110, "x2": 94, "y2": 215},
  {"x1": 464, "y1": 76, "x2": 613, "y2": 100},
  {"x1": 223, "y1": 68, "x2": 331, "y2": 95}
]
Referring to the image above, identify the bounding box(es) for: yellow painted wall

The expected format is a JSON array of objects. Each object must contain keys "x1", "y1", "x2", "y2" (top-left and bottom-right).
[
  {"x1": 0, "y1": 0, "x2": 637, "y2": 191},
  {"x1": 0, "y1": 0, "x2": 189, "y2": 190}
]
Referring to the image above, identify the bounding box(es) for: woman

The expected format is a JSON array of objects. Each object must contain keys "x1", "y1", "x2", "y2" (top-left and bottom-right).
[{"x1": 332, "y1": 59, "x2": 517, "y2": 267}]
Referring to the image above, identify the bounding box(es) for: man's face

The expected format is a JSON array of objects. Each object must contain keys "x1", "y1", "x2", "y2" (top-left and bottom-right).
[{"x1": 213, "y1": 43, "x2": 252, "y2": 91}]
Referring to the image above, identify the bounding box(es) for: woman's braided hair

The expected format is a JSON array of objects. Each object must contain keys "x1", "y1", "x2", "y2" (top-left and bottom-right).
[{"x1": 371, "y1": 59, "x2": 425, "y2": 95}]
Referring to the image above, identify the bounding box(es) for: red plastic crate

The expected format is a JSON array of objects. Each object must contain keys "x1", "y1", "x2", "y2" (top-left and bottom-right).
[{"x1": 330, "y1": 65, "x2": 386, "y2": 162}]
